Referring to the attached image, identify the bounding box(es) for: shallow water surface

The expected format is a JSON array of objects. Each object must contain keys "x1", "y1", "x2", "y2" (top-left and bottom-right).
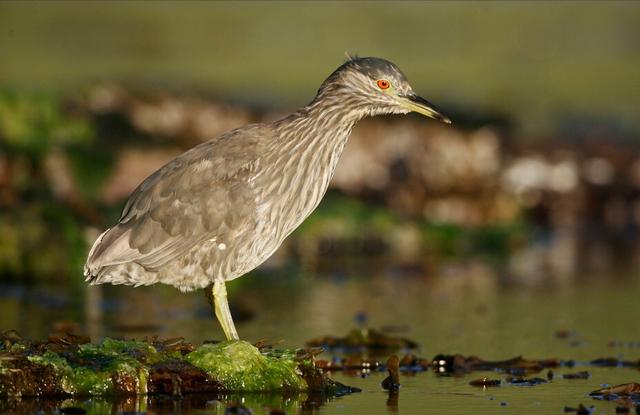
[{"x1": 1, "y1": 265, "x2": 639, "y2": 414}]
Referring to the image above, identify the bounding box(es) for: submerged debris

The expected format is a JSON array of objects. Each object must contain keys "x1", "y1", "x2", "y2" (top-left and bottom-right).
[
  {"x1": 0, "y1": 332, "x2": 359, "y2": 397},
  {"x1": 469, "y1": 377, "x2": 501, "y2": 387},
  {"x1": 507, "y1": 376, "x2": 548, "y2": 386},
  {"x1": 589, "y1": 383, "x2": 640, "y2": 408},
  {"x1": 564, "y1": 404, "x2": 594, "y2": 414},
  {"x1": 315, "y1": 356, "x2": 382, "y2": 372},
  {"x1": 306, "y1": 328, "x2": 418, "y2": 352},
  {"x1": 562, "y1": 371, "x2": 591, "y2": 380},
  {"x1": 431, "y1": 354, "x2": 560, "y2": 375},
  {"x1": 590, "y1": 357, "x2": 640, "y2": 368}
]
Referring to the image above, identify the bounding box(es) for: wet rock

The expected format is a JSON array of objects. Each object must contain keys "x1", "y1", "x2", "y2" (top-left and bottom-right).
[
  {"x1": 398, "y1": 353, "x2": 431, "y2": 372},
  {"x1": 590, "y1": 383, "x2": 640, "y2": 396},
  {"x1": 432, "y1": 354, "x2": 469, "y2": 374},
  {"x1": 0, "y1": 355, "x2": 66, "y2": 397},
  {"x1": 399, "y1": 353, "x2": 415, "y2": 367},
  {"x1": 591, "y1": 357, "x2": 620, "y2": 367},
  {"x1": 48, "y1": 333, "x2": 91, "y2": 346},
  {"x1": 588, "y1": 357, "x2": 639, "y2": 368},
  {"x1": 150, "y1": 337, "x2": 196, "y2": 355},
  {"x1": 469, "y1": 377, "x2": 501, "y2": 387},
  {"x1": 589, "y1": 383, "x2": 640, "y2": 407},
  {"x1": 148, "y1": 359, "x2": 222, "y2": 395},
  {"x1": 562, "y1": 371, "x2": 590, "y2": 379},
  {"x1": 507, "y1": 376, "x2": 548, "y2": 386},
  {"x1": 381, "y1": 355, "x2": 400, "y2": 391}
]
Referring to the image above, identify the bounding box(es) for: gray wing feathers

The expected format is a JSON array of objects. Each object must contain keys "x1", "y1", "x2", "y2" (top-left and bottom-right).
[{"x1": 84, "y1": 124, "x2": 267, "y2": 280}]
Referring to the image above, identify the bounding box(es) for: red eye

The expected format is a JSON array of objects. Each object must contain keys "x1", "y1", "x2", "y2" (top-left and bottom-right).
[{"x1": 377, "y1": 79, "x2": 390, "y2": 90}]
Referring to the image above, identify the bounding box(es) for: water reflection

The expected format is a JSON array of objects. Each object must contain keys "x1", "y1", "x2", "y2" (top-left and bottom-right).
[
  {"x1": 386, "y1": 390, "x2": 399, "y2": 413},
  {"x1": 1, "y1": 391, "x2": 331, "y2": 415},
  {"x1": 1, "y1": 256, "x2": 639, "y2": 414}
]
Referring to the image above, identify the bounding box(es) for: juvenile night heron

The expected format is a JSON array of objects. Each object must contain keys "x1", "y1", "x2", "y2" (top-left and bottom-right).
[{"x1": 84, "y1": 57, "x2": 450, "y2": 340}]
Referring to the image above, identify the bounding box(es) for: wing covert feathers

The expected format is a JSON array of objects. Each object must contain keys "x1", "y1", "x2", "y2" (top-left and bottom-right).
[{"x1": 84, "y1": 124, "x2": 267, "y2": 285}]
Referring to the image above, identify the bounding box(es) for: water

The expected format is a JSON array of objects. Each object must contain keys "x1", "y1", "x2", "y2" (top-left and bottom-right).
[{"x1": 1, "y1": 263, "x2": 639, "y2": 414}]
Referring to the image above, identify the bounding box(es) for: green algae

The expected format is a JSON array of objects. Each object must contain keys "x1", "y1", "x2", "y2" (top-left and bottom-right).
[
  {"x1": 2, "y1": 335, "x2": 356, "y2": 398},
  {"x1": 186, "y1": 341, "x2": 307, "y2": 392},
  {"x1": 28, "y1": 338, "x2": 151, "y2": 396},
  {"x1": 78, "y1": 337, "x2": 162, "y2": 364}
]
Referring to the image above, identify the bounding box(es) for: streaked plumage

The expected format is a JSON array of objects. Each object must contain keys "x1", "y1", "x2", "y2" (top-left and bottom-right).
[{"x1": 84, "y1": 57, "x2": 449, "y2": 339}]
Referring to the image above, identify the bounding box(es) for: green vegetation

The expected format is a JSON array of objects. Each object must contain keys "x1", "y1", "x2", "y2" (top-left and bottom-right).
[
  {"x1": 186, "y1": 341, "x2": 306, "y2": 392},
  {"x1": 0, "y1": 90, "x2": 93, "y2": 158},
  {"x1": 27, "y1": 339, "x2": 158, "y2": 395},
  {"x1": 0, "y1": 90, "x2": 108, "y2": 282},
  {"x1": 30, "y1": 350, "x2": 147, "y2": 395},
  {"x1": 1, "y1": 335, "x2": 341, "y2": 396}
]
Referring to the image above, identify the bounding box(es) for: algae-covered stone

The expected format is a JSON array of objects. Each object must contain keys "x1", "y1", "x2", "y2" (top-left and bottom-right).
[
  {"x1": 1, "y1": 334, "x2": 359, "y2": 398},
  {"x1": 28, "y1": 338, "x2": 152, "y2": 396},
  {"x1": 185, "y1": 341, "x2": 307, "y2": 392}
]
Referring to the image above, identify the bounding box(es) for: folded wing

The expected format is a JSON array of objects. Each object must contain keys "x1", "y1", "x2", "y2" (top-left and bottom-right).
[{"x1": 84, "y1": 125, "x2": 267, "y2": 279}]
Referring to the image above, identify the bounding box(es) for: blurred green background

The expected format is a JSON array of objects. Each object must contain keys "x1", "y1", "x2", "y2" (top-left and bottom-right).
[{"x1": 1, "y1": 1, "x2": 639, "y2": 134}]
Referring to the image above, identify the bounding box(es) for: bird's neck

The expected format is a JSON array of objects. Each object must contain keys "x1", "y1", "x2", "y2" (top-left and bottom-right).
[
  {"x1": 275, "y1": 92, "x2": 365, "y2": 152},
  {"x1": 265, "y1": 95, "x2": 364, "y2": 241},
  {"x1": 306, "y1": 86, "x2": 370, "y2": 125}
]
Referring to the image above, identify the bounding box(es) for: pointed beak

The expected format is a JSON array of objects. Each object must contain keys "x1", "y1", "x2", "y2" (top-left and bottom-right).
[{"x1": 400, "y1": 94, "x2": 451, "y2": 124}]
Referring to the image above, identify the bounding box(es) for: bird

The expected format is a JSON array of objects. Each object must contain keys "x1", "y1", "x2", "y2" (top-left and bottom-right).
[{"x1": 84, "y1": 56, "x2": 450, "y2": 340}]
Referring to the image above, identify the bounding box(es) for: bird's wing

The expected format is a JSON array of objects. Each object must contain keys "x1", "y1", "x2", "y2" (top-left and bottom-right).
[{"x1": 84, "y1": 124, "x2": 267, "y2": 275}]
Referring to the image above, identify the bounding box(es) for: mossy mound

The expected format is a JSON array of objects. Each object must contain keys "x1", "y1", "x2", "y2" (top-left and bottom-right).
[
  {"x1": 186, "y1": 341, "x2": 306, "y2": 392},
  {"x1": 27, "y1": 339, "x2": 151, "y2": 395},
  {"x1": 0, "y1": 332, "x2": 358, "y2": 398}
]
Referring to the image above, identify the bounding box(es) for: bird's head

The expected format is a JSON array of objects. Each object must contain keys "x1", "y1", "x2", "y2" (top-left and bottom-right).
[{"x1": 316, "y1": 56, "x2": 451, "y2": 124}]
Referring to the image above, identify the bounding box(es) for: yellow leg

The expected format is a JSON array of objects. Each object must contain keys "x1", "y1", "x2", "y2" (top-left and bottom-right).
[{"x1": 206, "y1": 280, "x2": 239, "y2": 340}]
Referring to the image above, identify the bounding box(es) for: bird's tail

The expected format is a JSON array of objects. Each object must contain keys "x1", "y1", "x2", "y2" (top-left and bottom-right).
[{"x1": 84, "y1": 228, "x2": 111, "y2": 283}]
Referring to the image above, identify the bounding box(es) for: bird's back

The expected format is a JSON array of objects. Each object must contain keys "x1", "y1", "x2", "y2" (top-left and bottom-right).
[{"x1": 85, "y1": 123, "x2": 269, "y2": 289}]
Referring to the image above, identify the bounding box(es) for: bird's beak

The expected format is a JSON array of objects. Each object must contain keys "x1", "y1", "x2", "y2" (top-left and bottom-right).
[{"x1": 400, "y1": 94, "x2": 451, "y2": 124}]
